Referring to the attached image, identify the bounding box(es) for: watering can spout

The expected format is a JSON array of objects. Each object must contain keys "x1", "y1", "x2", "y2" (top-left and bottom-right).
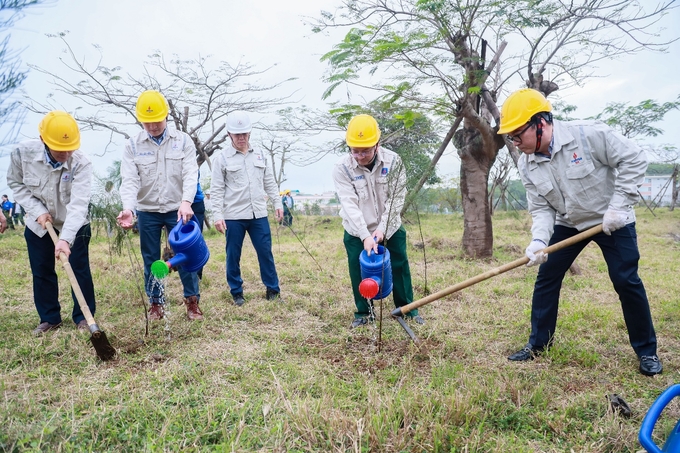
[
  {"x1": 167, "y1": 253, "x2": 188, "y2": 269},
  {"x1": 359, "y1": 277, "x2": 380, "y2": 299},
  {"x1": 150, "y1": 218, "x2": 209, "y2": 278}
]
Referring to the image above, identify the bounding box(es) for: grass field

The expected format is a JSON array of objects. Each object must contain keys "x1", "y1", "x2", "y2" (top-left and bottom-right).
[{"x1": 1, "y1": 208, "x2": 679, "y2": 452}]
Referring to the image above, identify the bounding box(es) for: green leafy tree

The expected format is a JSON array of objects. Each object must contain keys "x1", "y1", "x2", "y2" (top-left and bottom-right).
[
  {"x1": 593, "y1": 98, "x2": 680, "y2": 139},
  {"x1": 593, "y1": 97, "x2": 680, "y2": 166},
  {"x1": 326, "y1": 100, "x2": 442, "y2": 191},
  {"x1": 316, "y1": 0, "x2": 676, "y2": 257},
  {"x1": 0, "y1": 0, "x2": 50, "y2": 143}
]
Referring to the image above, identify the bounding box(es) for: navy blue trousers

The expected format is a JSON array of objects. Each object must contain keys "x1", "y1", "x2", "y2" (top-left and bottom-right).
[
  {"x1": 224, "y1": 217, "x2": 279, "y2": 297},
  {"x1": 529, "y1": 223, "x2": 657, "y2": 357},
  {"x1": 137, "y1": 211, "x2": 199, "y2": 301},
  {"x1": 25, "y1": 224, "x2": 96, "y2": 325}
]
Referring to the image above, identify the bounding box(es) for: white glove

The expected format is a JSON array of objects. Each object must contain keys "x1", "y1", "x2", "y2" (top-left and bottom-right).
[
  {"x1": 525, "y1": 239, "x2": 548, "y2": 267},
  {"x1": 602, "y1": 208, "x2": 629, "y2": 235}
]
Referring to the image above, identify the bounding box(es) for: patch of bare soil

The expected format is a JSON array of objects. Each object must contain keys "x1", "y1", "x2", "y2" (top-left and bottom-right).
[{"x1": 284, "y1": 335, "x2": 444, "y2": 375}]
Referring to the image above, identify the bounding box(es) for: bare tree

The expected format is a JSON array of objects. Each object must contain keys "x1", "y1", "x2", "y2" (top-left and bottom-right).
[
  {"x1": 315, "y1": 0, "x2": 677, "y2": 257},
  {"x1": 26, "y1": 32, "x2": 295, "y2": 167}
]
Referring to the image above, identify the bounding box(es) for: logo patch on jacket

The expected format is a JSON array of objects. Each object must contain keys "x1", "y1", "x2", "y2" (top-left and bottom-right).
[
  {"x1": 571, "y1": 152, "x2": 583, "y2": 165},
  {"x1": 381, "y1": 167, "x2": 388, "y2": 176},
  {"x1": 355, "y1": 175, "x2": 365, "y2": 181},
  {"x1": 61, "y1": 173, "x2": 72, "y2": 182}
]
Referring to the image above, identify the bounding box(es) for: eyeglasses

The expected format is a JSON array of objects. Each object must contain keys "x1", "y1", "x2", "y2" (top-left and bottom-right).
[
  {"x1": 507, "y1": 123, "x2": 533, "y2": 144},
  {"x1": 350, "y1": 146, "x2": 376, "y2": 157}
]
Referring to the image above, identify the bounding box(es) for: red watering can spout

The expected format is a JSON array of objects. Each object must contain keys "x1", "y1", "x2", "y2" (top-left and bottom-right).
[{"x1": 359, "y1": 278, "x2": 380, "y2": 299}]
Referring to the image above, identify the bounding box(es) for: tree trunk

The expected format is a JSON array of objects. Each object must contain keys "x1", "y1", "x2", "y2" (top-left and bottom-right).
[
  {"x1": 456, "y1": 126, "x2": 495, "y2": 258},
  {"x1": 671, "y1": 166, "x2": 678, "y2": 211}
]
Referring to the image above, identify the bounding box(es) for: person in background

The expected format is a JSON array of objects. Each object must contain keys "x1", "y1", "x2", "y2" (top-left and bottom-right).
[
  {"x1": 117, "y1": 90, "x2": 203, "y2": 321},
  {"x1": 210, "y1": 110, "x2": 284, "y2": 307},
  {"x1": 333, "y1": 114, "x2": 423, "y2": 329},
  {"x1": 1, "y1": 195, "x2": 15, "y2": 230},
  {"x1": 12, "y1": 200, "x2": 25, "y2": 226},
  {"x1": 498, "y1": 88, "x2": 662, "y2": 376},
  {"x1": 281, "y1": 189, "x2": 294, "y2": 227},
  {"x1": 7, "y1": 111, "x2": 97, "y2": 334},
  {"x1": 203, "y1": 191, "x2": 212, "y2": 226}
]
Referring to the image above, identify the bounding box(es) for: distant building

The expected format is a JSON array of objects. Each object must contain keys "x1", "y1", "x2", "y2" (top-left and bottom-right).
[
  {"x1": 639, "y1": 175, "x2": 676, "y2": 206},
  {"x1": 293, "y1": 191, "x2": 340, "y2": 215}
]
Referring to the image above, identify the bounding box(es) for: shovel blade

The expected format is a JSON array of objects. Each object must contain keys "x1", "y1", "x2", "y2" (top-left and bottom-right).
[{"x1": 90, "y1": 330, "x2": 116, "y2": 361}]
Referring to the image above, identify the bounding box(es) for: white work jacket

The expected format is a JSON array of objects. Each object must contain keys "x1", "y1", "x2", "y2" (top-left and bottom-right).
[
  {"x1": 519, "y1": 119, "x2": 647, "y2": 244},
  {"x1": 120, "y1": 128, "x2": 198, "y2": 213},
  {"x1": 333, "y1": 147, "x2": 407, "y2": 241},
  {"x1": 210, "y1": 143, "x2": 282, "y2": 220},
  {"x1": 7, "y1": 139, "x2": 92, "y2": 245}
]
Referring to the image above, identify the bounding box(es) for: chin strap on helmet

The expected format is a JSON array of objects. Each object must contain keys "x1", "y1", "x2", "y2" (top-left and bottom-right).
[
  {"x1": 533, "y1": 112, "x2": 552, "y2": 153},
  {"x1": 534, "y1": 121, "x2": 544, "y2": 153}
]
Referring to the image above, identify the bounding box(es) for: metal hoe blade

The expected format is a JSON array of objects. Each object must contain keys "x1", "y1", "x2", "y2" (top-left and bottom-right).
[{"x1": 395, "y1": 316, "x2": 420, "y2": 344}]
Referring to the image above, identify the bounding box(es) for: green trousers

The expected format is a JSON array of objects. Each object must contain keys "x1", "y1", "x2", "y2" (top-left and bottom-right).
[{"x1": 343, "y1": 226, "x2": 418, "y2": 319}]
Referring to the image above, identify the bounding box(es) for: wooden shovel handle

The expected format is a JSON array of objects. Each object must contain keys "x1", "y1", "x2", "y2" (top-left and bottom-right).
[
  {"x1": 45, "y1": 222, "x2": 97, "y2": 327},
  {"x1": 393, "y1": 224, "x2": 604, "y2": 316}
]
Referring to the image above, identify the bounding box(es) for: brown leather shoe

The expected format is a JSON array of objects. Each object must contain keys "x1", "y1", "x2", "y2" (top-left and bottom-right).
[
  {"x1": 33, "y1": 321, "x2": 61, "y2": 335},
  {"x1": 76, "y1": 320, "x2": 89, "y2": 332},
  {"x1": 184, "y1": 296, "x2": 203, "y2": 321},
  {"x1": 148, "y1": 303, "x2": 165, "y2": 321}
]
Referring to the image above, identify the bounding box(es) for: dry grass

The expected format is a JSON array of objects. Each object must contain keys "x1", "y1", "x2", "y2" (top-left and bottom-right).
[{"x1": 1, "y1": 209, "x2": 680, "y2": 452}]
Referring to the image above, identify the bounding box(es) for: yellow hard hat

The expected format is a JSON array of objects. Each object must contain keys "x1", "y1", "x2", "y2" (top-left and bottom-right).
[
  {"x1": 38, "y1": 111, "x2": 81, "y2": 152},
  {"x1": 497, "y1": 89, "x2": 552, "y2": 135},
  {"x1": 284, "y1": 189, "x2": 291, "y2": 194},
  {"x1": 136, "y1": 90, "x2": 169, "y2": 123},
  {"x1": 346, "y1": 114, "x2": 381, "y2": 148}
]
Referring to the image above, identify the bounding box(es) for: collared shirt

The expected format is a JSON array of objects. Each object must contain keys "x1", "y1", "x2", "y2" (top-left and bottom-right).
[
  {"x1": 518, "y1": 119, "x2": 647, "y2": 244},
  {"x1": 44, "y1": 146, "x2": 63, "y2": 169},
  {"x1": 148, "y1": 128, "x2": 167, "y2": 146},
  {"x1": 119, "y1": 128, "x2": 198, "y2": 213},
  {"x1": 332, "y1": 146, "x2": 407, "y2": 241},
  {"x1": 7, "y1": 139, "x2": 92, "y2": 245},
  {"x1": 210, "y1": 143, "x2": 282, "y2": 220}
]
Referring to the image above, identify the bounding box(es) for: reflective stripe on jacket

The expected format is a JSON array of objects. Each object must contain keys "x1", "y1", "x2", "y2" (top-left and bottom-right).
[
  {"x1": 333, "y1": 147, "x2": 406, "y2": 241},
  {"x1": 519, "y1": 119, "x2": 646, "y2": 244},
  {"x1": 120, "y1": 128, "x2": 198, "y2": 213},
  {"x1": 210, "y1": 143, "x2": 282, "y2": 220},
  {"x1": 7, "y1": 139, "x2": 92, "y2": 245}
]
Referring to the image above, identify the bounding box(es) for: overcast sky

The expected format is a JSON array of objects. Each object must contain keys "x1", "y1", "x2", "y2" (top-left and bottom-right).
[{"x1": 1, "y1": 0, "x2": 679, "y2": 198}]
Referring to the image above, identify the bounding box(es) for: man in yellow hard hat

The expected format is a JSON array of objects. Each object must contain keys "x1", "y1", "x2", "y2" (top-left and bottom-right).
[
  {"x1": 281, "y1": 189, "x2": 294, "y2": 227},
  {"x1": 498, "y1": 88, "x2": 661, "y2": 376},
  {"x1": 211, "y1": 111, "x2": 284, "y2": 306},
  {"x1": 333, "y1": 114, "x2": 423, "y2": 328},
  {"x1": 7, "y1": 111, "x2": 97, "y2": 334},
  {"x1": 117, "y1": 90, "x2": 203, "y2": 321}
]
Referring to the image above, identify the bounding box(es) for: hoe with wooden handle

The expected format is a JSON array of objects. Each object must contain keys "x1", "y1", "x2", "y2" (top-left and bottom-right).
[
  {"x1": 391, "y1": 224, "x2": 604, "y2": 343},
  {"x1": 46, "y1": 221, "x2": 116, "y2": 361}
]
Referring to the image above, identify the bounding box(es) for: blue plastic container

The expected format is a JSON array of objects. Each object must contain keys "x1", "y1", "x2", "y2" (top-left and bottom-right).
[
  {"x1": 151, "y1": 218, "x2": 210, "y2": 278},
  {"x1": 639, "y1": 384, "x2": 680, "y2": 453},
  {"x1": 359, "y1": 245, "x2": 393, "y2": 299}
]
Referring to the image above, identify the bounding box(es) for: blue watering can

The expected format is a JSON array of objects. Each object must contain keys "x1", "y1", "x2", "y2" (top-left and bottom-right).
[
  {"x1": 639, "y1": 384, "x2": 680, "y2": 453},
  {"x1": 151, "y1": 217, "x2": 210, "y2": 278},
  {"x1": 358, "y1": 245, "x2": 393, "y2": 300}
]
